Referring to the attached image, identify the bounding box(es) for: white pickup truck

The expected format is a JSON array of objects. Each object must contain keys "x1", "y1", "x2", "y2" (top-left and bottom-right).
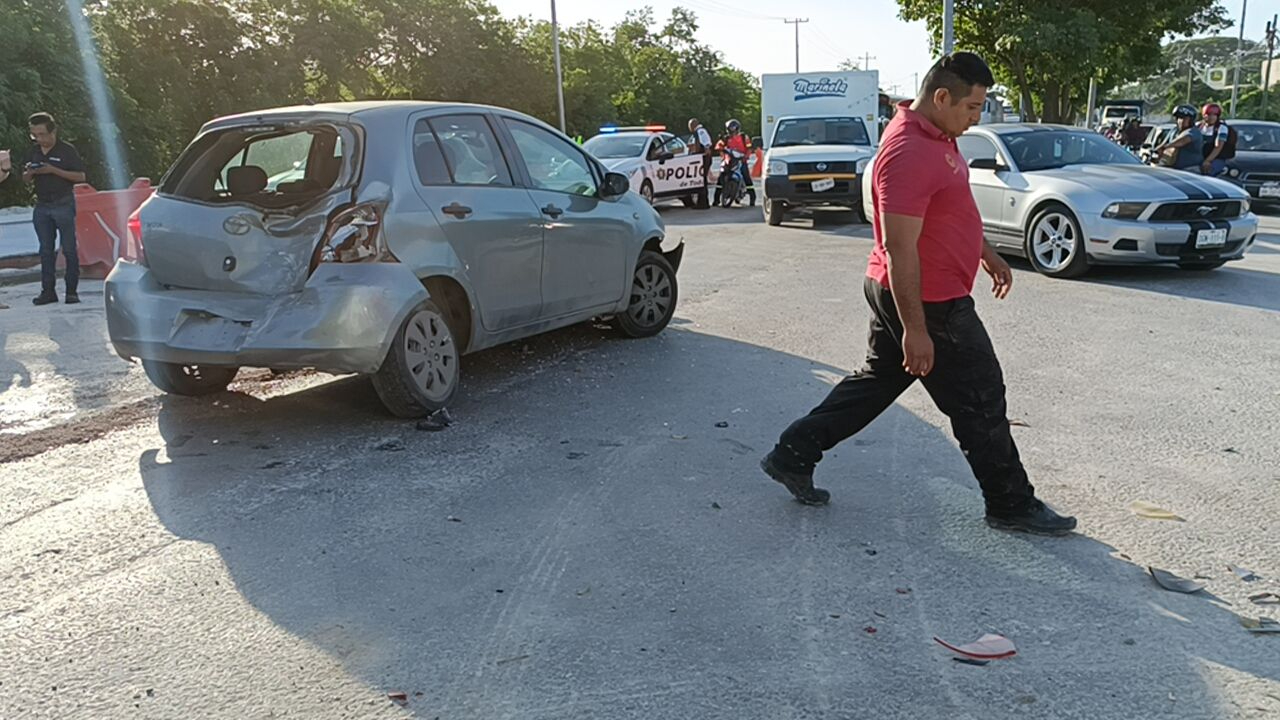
[{"x1": 760, "y1": 71, "x2": 879, "y2": 226}]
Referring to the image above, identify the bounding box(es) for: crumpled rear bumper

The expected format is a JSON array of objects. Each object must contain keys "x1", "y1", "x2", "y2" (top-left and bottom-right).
[{"x1": 104, "y1": 261, "x2": 427, "y2": 373}]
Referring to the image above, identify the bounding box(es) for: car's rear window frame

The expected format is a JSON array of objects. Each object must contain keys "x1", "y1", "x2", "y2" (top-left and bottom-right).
[{"x1": 157, "y1": 119, "x2": 364, "y2": 210}]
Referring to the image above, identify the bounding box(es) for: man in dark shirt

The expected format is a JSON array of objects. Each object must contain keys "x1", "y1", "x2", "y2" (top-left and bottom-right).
[{"x1": 22, "y1": 112, "x2": 86, "y2": 305}]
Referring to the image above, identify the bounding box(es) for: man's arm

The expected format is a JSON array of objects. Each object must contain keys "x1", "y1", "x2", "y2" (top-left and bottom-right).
[
  {"x1": 43, "y1": 165, "x2": 86, "y2": 183},
  {"x1": 881, "y1": 212, "x2": 932, "y2": 377}
]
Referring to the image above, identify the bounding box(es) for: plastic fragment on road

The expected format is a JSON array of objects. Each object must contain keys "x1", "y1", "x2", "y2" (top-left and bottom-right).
[
  {"x1": 416, "y1": 408, "x2": 453, "y2": 432},
  {"x1": 952, "y1": 657, "x2": 990, "y2": 666},
  {"x1": 934, "y1": 633, "x2": 1017, "y2": 660},
  {"x1": 1129, "y1": 501, "x2": 1185, "y2": 522},
  {"x1": 1229, "y1": 565, "x2": 1261, "y2": 582},
  {"x1": 445, "y1": 515, "x2": 462, "y2": 523},
  {"x1": 1238, "y1": 616, "x2": 1280, "y2": 634},
  {"x1": 1008, "y1": 419, "x2": 1031, "y2": 427},
  {"x1": 387, "y1": 691, "x2": 408, "y2": 704},
  {"x1": 715, "y1": 421, "x2": 729, "y2": 428},
  {"x1": 1248, "y1": 592, "x2": 1280, "y2": 605},
  {"x1": 1149, "y1": 567, "x2": 1206, "y2": 594}
]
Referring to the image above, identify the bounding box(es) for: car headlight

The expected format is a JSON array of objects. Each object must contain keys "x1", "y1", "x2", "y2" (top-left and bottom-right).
[
  {"x1": 1228, "y1": 167, "x2": 1240, "y2": 178},
  {"x1": 767, "y1": 160, "x2": 788, "y2": 175},
  {"x1": 1239, "y1": 198, "x2": 1250, "y2": 216},
  {"x1": 856, "y1": 158, "x2": 869, "y2": 175},
  {"x1": 1102, "y1": 202, "x2": 1149, "y2": 220}
]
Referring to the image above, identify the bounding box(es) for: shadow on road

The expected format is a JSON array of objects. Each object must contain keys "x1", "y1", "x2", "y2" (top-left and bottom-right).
[{"x1": 138, "y1": 321, "x2": 1276, "y2": 717}]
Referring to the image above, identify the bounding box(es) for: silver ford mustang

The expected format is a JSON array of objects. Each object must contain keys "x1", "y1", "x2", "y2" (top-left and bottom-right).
[{"x1": 863, "y1": 124, "x2": 1260, "y2": 278}]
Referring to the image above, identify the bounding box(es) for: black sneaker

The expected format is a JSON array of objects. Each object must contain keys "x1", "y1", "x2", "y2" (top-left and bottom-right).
[
  {"x1": 760, "y1": 451, "x2": 830, "y2": 506},
  {"x1": 986, "y1": 499, "x2": 1077, "y2": 536},
  {"x1": 32, "y1": 293, "x2": 58, "y2": 306},
  {"x1": 64, "y1": 293, "x2": 80, "y2": 305}
]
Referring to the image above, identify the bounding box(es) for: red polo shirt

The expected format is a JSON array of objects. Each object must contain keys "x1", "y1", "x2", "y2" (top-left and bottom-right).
[{"x1": 866, "y1": 102, "x2": 984, "y2": 302}]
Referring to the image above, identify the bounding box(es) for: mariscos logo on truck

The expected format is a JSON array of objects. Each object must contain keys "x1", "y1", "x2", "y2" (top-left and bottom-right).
[{"x1": 793, "y1": 78, "x2": 849, "y2": 101}]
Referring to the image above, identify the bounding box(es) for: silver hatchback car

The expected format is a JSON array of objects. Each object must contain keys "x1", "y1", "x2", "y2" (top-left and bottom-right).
[{"x1": 105, "y1": 102, "x2": 682, "y2": 416}]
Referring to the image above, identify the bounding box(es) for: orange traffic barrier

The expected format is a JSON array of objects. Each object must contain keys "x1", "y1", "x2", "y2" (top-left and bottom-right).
[
  {"x1": 750, "y1": 147, "x2": 764, "y2": 178},
  {"x1": 71, "y1": 179, "x2": 152, "y2": 277}
]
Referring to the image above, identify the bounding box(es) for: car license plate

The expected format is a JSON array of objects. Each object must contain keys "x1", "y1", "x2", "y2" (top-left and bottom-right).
[
  {"x1": 1195, "y1": 228, "x2": 1227, "y2": 248},
  {"x1": 1261, "y1": 181, "x2": 1280, "y2": 198},
  {"x1": 811, "y1": 178, "x2": 835, "y2": 193}
]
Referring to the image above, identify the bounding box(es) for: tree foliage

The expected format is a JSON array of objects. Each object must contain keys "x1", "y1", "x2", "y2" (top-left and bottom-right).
[
  {"x1": 896, "y1": 0, "x2": 1229, "y2": 123},
  {"x1": 1, "y1": 1, "x2": 760, "y2": 206}
]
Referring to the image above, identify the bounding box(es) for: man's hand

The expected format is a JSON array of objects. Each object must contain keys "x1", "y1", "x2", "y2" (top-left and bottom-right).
[
  {"x1": 981, "y1": 251, "x2": 1014, "y2": 299},
  {"x1": 1200, "y1": 161, "x2": 1213, "y2": 174},
  {"x1": 31, "y1": 164, "x2": 55, "y2": 176},
  {"x1": 902, "y1": 327, "x2": 934, "y2": 377},
  {"x1": 0, "y1": 150, "x2": 10, "y2": 173}
]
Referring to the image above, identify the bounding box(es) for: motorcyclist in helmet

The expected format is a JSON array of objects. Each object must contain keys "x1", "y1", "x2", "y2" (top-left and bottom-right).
[
  {"x1": 718, "y1": 118, "x2": 755, "y2": 204},
  {"x1": 1120, "y1": 115, "x2": 1146, "y2": 152},
  {"x1": 1153, "y1": 105, "x2": 1203, "y2": 172},
  {"x1": 1198, "y1": 102, "x2": 1232, "y2": 176}
]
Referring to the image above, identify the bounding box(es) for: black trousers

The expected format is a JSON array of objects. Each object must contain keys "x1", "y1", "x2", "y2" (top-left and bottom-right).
[{"x1": 775, "y1": 277, "x2": 1036, "y2": 513}]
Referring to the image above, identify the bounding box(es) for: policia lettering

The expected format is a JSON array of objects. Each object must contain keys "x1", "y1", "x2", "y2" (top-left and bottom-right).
[{"x1": 656, "y1": 164, "x2": 699, "y2": 181}]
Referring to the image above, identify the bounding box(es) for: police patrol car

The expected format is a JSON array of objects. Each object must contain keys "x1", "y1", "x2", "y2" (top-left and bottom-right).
[{"x1": 583, "y1": 126, "x2": 708, "y2": 207}]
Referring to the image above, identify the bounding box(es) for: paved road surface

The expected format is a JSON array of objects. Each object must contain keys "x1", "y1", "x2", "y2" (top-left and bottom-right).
[{"x1": 3, "y1": 207, "x2": 1279, "y2": 719}]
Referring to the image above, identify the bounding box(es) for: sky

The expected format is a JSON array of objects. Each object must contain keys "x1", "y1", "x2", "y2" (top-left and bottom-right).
[{"x1": 490, "y1": 0, "x2": 1271, "y2": 97}]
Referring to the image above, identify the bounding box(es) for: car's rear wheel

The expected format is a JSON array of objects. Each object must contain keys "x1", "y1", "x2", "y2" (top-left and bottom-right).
[
  {"x1": 142, "y1": 360, "x2": 238, "y2": 396},
  {"x1": 765, "y1": 199, "x2": 785, "y2": 226},
  {"x1": 614, "y1": 251, "x2": 678, "y2": 338},
  {"x1": 1177, "y1": 260, "x2": 1227, "y2": 271},
  {"x1": 639, "y1": 180, "x2": 654, "y2": 205},
  {"x1": 681, "y1": 194, "x2": 696, "y2": 208},
  {"x1": 1025, "y1": 204, "x2": 1089, "y2": 278},
  {"x1": 372, "y1": 299, "x2": 460, "y2": 418}
]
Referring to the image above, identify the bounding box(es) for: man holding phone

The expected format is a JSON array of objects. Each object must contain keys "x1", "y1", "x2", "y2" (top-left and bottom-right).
[{"x1": 23, "y1": 112, "x2": 86, "y2": 305}]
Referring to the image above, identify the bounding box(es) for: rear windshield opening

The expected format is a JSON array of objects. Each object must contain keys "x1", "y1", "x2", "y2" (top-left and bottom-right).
[{"x1": 161, "y1": 124, "x2": 356, "y2": 210}]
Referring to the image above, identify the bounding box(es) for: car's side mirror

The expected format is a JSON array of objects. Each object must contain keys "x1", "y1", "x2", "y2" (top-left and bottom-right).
[
  {"x1": 602, "y1": 172, "x2": 630, "y2": 198},
  {"x1": 968, "y1": 157, "x2": 1003, "y2": 171},
  {"x1": 657, "y1": 151, "x2": 675, "y2": 161}
]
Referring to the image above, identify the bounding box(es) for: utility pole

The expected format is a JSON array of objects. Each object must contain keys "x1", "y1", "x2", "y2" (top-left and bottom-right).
[
  {"x1": 862, "y1": 53, "x2": 876, "y2": 71},
  {"x1": 1231, "y1": 0, "x2": 1247, "y2": 118},
  {"x1": 1187, "y1": 62, "x2": 1194, "y2": 104},
  {"x1": 1264, "y1": 15, "x2": 1277, "y2": 119},
  {"x1": 943, "y1": 0, "x2": 955, "y2": 55},
  {"x1": 551, "y1": 0, "x2": 567, "y2": 133},
  {"x1": 1085, "y1": 76, "x2": 1097, "y2": 129},
  {"x1": 784, "y1": 18, "x2": 809, "y2": 73}
]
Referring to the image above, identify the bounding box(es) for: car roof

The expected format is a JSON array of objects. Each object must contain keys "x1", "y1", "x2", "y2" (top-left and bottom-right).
[
  {"x1": 1231, "y1": 120, "x2": 1280, "y2": 128},
  {"x1": 202, "y1": 100, "x2": 531, "y2": 130},
  {"x1": 976, "y1": 123, "x2": 1085, "y2": 135}
]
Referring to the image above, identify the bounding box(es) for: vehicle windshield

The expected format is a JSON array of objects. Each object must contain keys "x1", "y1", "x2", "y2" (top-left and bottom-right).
[
  {"x1": 772, "y1": 117, "x2": 870, "y2": 147},
  {"x1": 1002, "y1": 130, "x2": 1142, "y2": 171},
  {"x1": 1234, "y1": 125, "x2": 1280, "y2": 152},
  {"x1": 583, "y1": 134, "x2": 648, "y2": 159}
]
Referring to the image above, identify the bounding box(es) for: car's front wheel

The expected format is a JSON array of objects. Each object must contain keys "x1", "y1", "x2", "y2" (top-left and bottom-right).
[
  {"x1": 614, "y1": 251, "x2": 678, "y2": 338},
  {"x1": 1025, "y1": 204, "x2": 1089, "y2": 278},
  {"x1": 372, "y1": 299, "x2": 460, "y2": 417},
  {"x1": 639, "y1": 180, "x2": 655, "y2": 205},
  {"x1": 765, "y1": 198, "x2": 785, "y2": 226},
  {"x1": 1177, "y1": 260, "x2": 1227, "y2": 271},
  {"x1": 142, "y1": 361, "x2": 238, "y2": 396}
]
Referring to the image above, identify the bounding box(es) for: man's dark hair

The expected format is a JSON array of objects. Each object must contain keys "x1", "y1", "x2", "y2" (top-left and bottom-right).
[
  {"x1": 28, "y1": 112, "x2": 56, "y2": 133},
  {"x1": 919, "y1": 52, "x2": 995, "y2": 104}
]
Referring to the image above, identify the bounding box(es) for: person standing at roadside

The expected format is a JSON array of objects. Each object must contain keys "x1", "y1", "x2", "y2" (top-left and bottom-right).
[
  {"x1": 23, "y1": 112, "x2": 86, "y2": 305},
  {"x1": 759, "y1": 52, "x2": 1077, "y2": 536},
  {"x1": 688, "y1": 118, "x2": 714, "y2": 209}
]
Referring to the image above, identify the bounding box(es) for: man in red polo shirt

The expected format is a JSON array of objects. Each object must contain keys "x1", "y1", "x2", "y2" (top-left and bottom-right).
[{"x1": 760, "y1": 52, "x2": 1075, "y2": 536}]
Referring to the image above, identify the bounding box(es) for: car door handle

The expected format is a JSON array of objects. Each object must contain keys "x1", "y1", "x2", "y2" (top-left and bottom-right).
[
  {"x1": 541, "y1": 204, "x2": 564, "y2": 219},
  {"x1": 441, "y1": 202, "x2": 472, "y2": 219}
]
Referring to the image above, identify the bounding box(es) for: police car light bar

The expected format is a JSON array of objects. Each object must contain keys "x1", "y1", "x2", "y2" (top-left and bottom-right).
[{"x1": 598, "y1": 125, "x2": 667, "y2": 133}]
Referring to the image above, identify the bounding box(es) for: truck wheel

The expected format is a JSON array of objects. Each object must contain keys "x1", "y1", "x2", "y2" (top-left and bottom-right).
[
  {"x1": 765, "y1": 199, "x2": 785, "y2": 226},
  {"x1": 372, "y1": 299, "x2": 460, "y2": 417},
  {"x1": 142, "y1": 361, "x2": 237, "y2": 396}
]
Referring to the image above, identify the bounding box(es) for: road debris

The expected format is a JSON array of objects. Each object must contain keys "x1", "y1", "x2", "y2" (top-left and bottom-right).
[
  {"x1": 1229, "y1": 565, "x2": 1262, "y2": 582},
  {"x1": 374, "y1": 438, "x2": 405, "y2": 452},
  {"x1": 934, "y1": 633, "x2": 1017, "y2": 660},
  {"x1": 865, "y1": 549, "x2": 878, "y2": 556},
  {"x1": 1128, "y1": 501, "x2": 1185, "y2": 522},
  {"x1": 1148, "y1": 567, "x2": 1206, "y2": 594},
  {"x1": 576, "y1": 586, "x2": 591, "y2": 597},
  {"x1": 714, "y1": 421, "x2": 729, "y2": 428},
  {"x1": 829, "y1": 614, "x2": 841, "y2": 619},
  {"x1": 895, "y1": 587, "x2": 912, "y2": 595},
  {"x1": 387, "y1": 690, "x2": 408, "y2": 705},
  {"x1": 1238, "y1": 616, "x2": 1280, "y2": 634},
  {"x1": 1009, "y1": 419, "x2": 1031, "y2": 427},
  {"x1": 259, "y1": 460, "x2": 287, "y2": 469},
  {"x1": 711, "y1": 502, "x2": 722, "y2": 510},
  {"x1": 1248, "y1": 592, "x2": 1280, "y2": 605},
  {"x1": 952, "y1": 657, "x2": 990, "y2": 666},
  {"x1": 496, "y1": 654, "x2": 531, "y2": 665},
  {"x1": 671, "y1": 434, "x2": 689, "y2": 440},
  {"x1": 863, "y1": 626, "x2": 877, "y2": 634},
  {"x1": 566, "y1": 452, "x2": 588, "y2": 460},
  {"x1": 445, "y1": 515, "x2": 462, "y2": 523},
  {"x1": 416, "y1": 408, "x2": 453, "y2": 432}
]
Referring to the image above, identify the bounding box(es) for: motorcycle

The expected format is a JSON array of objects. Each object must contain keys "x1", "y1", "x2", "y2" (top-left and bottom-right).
[{"x1": 714, "y1": 148, "x2": 756, "y2": 208}]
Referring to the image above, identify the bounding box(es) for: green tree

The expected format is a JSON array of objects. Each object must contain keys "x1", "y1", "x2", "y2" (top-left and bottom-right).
[{"x1": 896, "y1": 0, "x2": 1229, "y2": 123}]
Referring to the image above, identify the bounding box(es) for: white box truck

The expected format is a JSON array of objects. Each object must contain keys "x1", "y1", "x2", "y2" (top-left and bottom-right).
[{"x1": 759, "y1": 71, "x2": 880, "y2": 226}]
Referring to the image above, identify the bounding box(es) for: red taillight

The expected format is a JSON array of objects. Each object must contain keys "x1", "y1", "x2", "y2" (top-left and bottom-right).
[{"x1": 127, "y1": 208, "x2": 146, "y2": 266}]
